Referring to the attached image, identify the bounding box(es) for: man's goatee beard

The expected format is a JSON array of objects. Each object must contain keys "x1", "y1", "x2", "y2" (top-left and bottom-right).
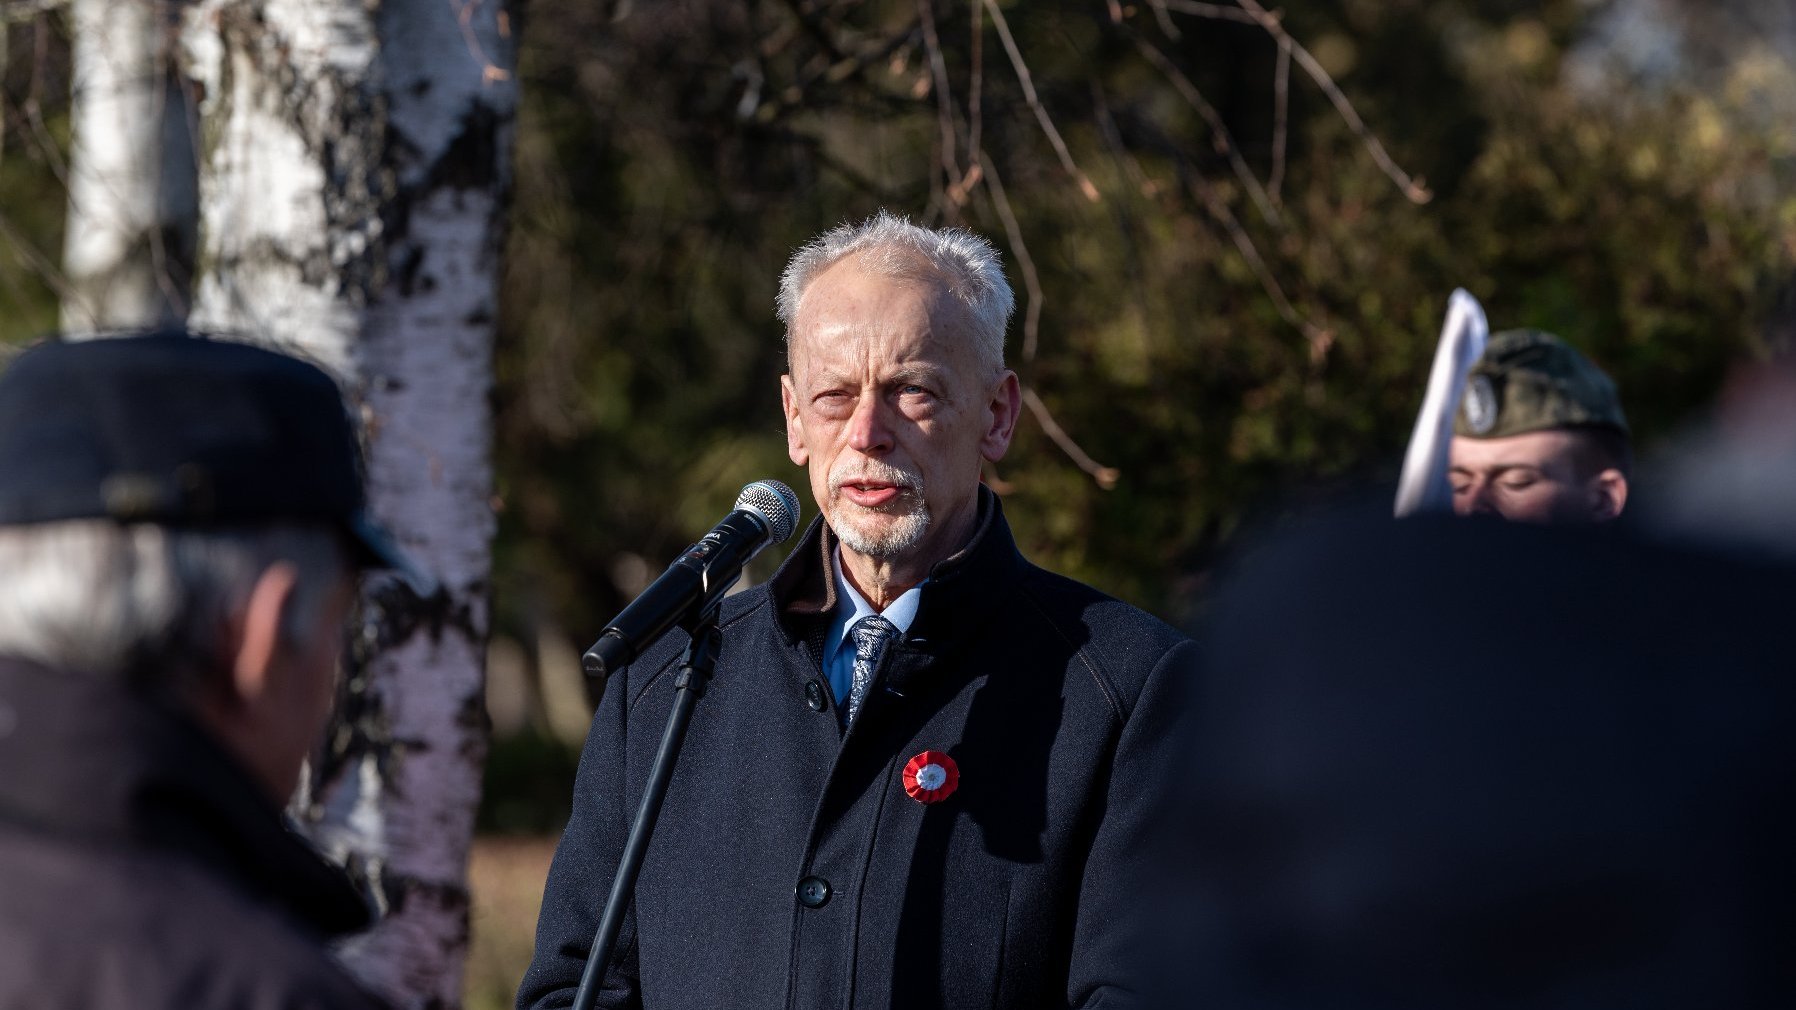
[
  {"x1": 832, "y1": 505, "x2": 930, "y2": 558},
  {"x1": 827, "y1": 459, "x2": 929, "y2": 558}
]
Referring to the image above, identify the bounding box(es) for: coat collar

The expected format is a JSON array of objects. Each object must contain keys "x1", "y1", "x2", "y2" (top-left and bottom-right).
[
  {"x1": 769, "y1": 485, "x2": 1025, "y2": 651},
  {"x1": 0, "y1": 657, "x2": 372, "y2": 938}
]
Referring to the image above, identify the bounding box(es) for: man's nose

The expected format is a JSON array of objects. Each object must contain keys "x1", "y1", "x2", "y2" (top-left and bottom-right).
[
  {"x1": 1456, "y1": 480, "x2": 1498, "y2": 517},
  {"x1": 845, "y1": 393, "x2": 894, "y2": 454}
]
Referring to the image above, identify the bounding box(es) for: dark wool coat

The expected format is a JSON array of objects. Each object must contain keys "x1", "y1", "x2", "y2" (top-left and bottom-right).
[
  {"x1": 1160, "y1": 508, "x2": 1796, "y2": 1009},
  {"x1": 0, "y1": 658, "x2": 386, "y2": 1010},
  {"x1": 520, "y1": 492, "x2": 1193, "y2": 1010}
]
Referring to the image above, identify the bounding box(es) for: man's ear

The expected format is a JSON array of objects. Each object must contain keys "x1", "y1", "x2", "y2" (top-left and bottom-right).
[
  {"x1": 781, "y1": 373, "x2": 808, "y2": 466},
  {"x1": 1587, "y1": 469, "x2": 1628, "y2": 522},
  {"x1": 227, "y1": 562, "x2": 300, "y2": 706},
  {"x1": 980, "y1": 370, "x2": 1022, "y2": 463}
]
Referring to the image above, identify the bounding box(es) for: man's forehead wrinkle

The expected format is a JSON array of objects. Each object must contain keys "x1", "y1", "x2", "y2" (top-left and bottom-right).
[
  {"x1": 796, "y1": 338, "x2": 951, "y2": 388},
  {"x1": 793, "y1": 315, "x2": 960, "y2": 372}
]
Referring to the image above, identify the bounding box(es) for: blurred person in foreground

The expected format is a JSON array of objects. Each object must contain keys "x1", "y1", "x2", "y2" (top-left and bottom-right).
[
  {"x1": 1643, "y1": 305, "x2": 1796, "y2": 560},
  {"x1": 1448, "y1": 329, "x2": 1631, "y2": 523},
  {"x1": 520, "y1": 210, "x2": 1192, "y2": 1009},
  {"x1": 1155, "y1": 503, "x2": 1796, "y2": 1009},
  {"x1": 0, "y1": 333, "x2": 424, "y2": 1009}
]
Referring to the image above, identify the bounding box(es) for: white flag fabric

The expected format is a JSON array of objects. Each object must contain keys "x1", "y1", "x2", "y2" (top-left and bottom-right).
[{"x1": 1394, "y1": 289, "x2": 1489, "y2": 517}]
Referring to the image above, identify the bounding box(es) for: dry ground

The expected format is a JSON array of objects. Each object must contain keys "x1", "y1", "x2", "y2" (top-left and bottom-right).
[{"x1": 465, "y1": 835, "x2": 559, "y2": 1010}]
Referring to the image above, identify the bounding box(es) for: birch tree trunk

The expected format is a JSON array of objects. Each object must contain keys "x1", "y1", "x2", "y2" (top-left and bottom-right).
[
  {"x1": 61, "y1": 0, "x2": 197, "y2": 332},
  {"x1": 180, "y1": 1, "x2": 514, "y2": 1005}
]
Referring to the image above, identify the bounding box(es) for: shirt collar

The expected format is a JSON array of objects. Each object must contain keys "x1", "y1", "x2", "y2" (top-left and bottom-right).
[
  {"x1": 771, "y1": 485, "x2": 1023, "y2": 653},
  {"x1": 825, "y1": 546, "x2": 926, "y2": 656}
]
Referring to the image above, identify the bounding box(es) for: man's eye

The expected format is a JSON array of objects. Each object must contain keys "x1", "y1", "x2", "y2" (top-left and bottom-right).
[
  {"x1": 1500, "y1": 477, "x2": 1537, "y2": 491},
  {"x1": 899, "y1": 385, "x2": 927, "y2": 396}
]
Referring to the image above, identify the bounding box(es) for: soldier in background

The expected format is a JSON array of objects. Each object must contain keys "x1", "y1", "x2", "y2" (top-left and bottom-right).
[
  {"x1": 1448, "y1": 329, "x2": 1631, "y2": 523},
  {"x1": 0, "y1": 333, "x2": 426, "y2": 1009}
]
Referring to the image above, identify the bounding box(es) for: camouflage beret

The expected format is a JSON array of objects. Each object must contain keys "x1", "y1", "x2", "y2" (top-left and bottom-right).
[{"x1": 1455, "y1": 329, "x2": 1629, "y2": 440}]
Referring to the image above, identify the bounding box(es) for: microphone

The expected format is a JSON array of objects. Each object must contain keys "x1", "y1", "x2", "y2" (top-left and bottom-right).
[{"x1": 582, "y1": 479, "x2": 801, "y2": 681}]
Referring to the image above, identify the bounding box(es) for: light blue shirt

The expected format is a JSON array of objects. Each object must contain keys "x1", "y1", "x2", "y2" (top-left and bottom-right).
[{"x1": 823, "y1": 548, "x2": 925, "y2": 705}]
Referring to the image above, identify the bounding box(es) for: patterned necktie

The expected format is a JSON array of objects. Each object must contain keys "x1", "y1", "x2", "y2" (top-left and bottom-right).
[{"x1": 845, "y1": 614, "x2": 900, "y2": 726}]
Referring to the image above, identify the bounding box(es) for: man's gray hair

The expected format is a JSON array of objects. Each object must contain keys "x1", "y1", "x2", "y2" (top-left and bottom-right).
[
  {"x1": 776, "y1": 210, "x2": 1016, "y2": 370},
  {"x1": 0, "y1": 521, "x2": 349, "y2": 696}
]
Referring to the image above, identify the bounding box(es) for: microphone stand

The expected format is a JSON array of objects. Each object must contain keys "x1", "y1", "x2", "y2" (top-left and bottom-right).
[{"x1": 570, "y1": 606, "x2": 723, "y2": 1010}]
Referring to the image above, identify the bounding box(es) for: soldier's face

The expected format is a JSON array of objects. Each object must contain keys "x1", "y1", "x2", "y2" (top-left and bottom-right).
[
  {"x1": 1449, "y1": 431, "x2": 1619, "y2": 524},
  {"x1": 781, "y1": 258, "x2": 1018, "y2": 571}
]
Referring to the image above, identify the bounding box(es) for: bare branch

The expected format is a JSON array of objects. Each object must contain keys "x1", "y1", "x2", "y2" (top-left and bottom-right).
[
  {"x1": 981, "y1": 459, "x2": 1016, "y2": 495},
  {"x1": 1269, "y1": 35, "x2": 1290, "y2": 203},
  {"x1": 765, "y1": 125, "x2": 906, "y2": 202},
  {"x1": 1090, "y1": 80, "x2": 1156, "y2": 199},
  {"x1": 0, "y1": 209, "x2": 81, "y2": 310},
  {"x1": 774, "y1": 0, "x2": 849, "y2": 63},
  {"x1": 946, "y1": 158, "x2": 982, "y2": 211},
  {"x1": 914, "y1": 0, "x2": 964, "y2": 195},
  {"x1": 1145, "y1": 0, "x2": 1180, "y2": 40},
  {"x1": 1088, "y1": 83, "x2": 1161, "y2": 330},
  {"x1": 14, "y1": 20, "x2": 71, "y2": 192},
  {"x1": 752, "y1": 23, "x2": 923, "y2": 124},
  {"x1": 1229, "y1": 0, "x2": 1432, "y2": 203},
  {"x1": 1132, "y1": 33, "x2": 1282, "y2": 228},
  {"x1": 976, "y1": 149, "x2": 1117, "y2": 490},
  {"x1": 0, "y1": 230, "x2": 43, "y2": 317},
  {"x1": 1022, "y1": 385, "x2": 1120, "y2": 490},
  {"x1": 1157, "y1": 0, "x2": 1259, "y2": 25},
  {"x1": 966, "y1": 0, "x2": 983, "y2": 171},
  {"x1": 980, "y1": 0, "x2": 1100, "y2": 203},
  {"x1": 793, "y1": 26, "x2": 921, "y2": 116},
  {"x1": 1177, "y1": 156, "x2": 1331, "y2": 353},
  {"x1": 976, "y1": 151, "x2": 1042, "y2": 364}
]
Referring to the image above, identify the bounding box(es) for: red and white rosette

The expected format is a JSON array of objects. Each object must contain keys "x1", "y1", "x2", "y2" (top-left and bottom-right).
[{"x1": 902, "y1": 750, "x2": 959, "y2": 804}]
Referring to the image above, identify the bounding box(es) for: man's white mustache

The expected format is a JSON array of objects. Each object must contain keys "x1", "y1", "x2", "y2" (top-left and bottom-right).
[{"x1": 828, "y1": 458, "x2": 924, "y2": 492}]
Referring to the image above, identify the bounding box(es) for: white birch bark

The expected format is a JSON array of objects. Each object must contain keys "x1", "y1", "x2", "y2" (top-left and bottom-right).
[
  {"x1": 181, "y1": 1, "x2": 514, "y2": 1005},
  {"x1": 61, "y1": 0, "x2": 198, "y2": 332}
]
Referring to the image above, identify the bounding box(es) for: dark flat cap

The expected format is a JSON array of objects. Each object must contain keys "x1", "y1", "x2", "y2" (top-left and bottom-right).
[
  {"x1": 0, "y1": 331, "x2": 430, "y2": 590},
  {"x1": 1455, "y1": 329, "x2": 1629, "y2": 440}
]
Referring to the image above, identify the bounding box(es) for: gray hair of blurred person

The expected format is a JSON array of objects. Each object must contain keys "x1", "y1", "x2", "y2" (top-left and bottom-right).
[
  {"x1": 0, "y1": 521, "x2": 350, "y2": 697},
  {"x1": 776, "y1": 210, "x2": 1016, "y2": 373}
]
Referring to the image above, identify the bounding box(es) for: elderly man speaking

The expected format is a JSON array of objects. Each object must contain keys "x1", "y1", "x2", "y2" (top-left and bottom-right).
[{"x1": 520, "y1": 211, "x2": 1192, "y2": 1010}]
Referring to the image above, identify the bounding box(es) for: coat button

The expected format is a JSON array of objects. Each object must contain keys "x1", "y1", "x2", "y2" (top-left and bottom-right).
[
  {"x1": 796, "y1": 875, "x2": 832, "y2": 908},
  {"x1": 804, "y1": 681, "x2": 827, "y2": 712}
]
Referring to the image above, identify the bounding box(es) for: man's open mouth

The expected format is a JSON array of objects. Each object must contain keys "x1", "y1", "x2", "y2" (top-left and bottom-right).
[{"x1": 839, "y1": 481, "x2": 905, "y2": 508}]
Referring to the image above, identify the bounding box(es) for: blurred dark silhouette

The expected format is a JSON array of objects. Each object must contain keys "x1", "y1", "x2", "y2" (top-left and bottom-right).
[{"x1": 1156, "y1": 505, "x2": 1796, "y2": 1008}]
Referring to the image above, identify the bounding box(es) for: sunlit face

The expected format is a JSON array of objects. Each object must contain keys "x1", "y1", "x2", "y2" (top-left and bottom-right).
[
  {"x1": 1449, "y1": 430, "x2": 1610, "y2": 524},
  {"x1": 781, "y1": 257, "x2": 1018, "y2": 573}
]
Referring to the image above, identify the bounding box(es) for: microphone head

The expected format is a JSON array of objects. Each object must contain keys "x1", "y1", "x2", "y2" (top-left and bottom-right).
[{"x1": 736, "y1": 479, "x2": 801, "y2": 544}]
